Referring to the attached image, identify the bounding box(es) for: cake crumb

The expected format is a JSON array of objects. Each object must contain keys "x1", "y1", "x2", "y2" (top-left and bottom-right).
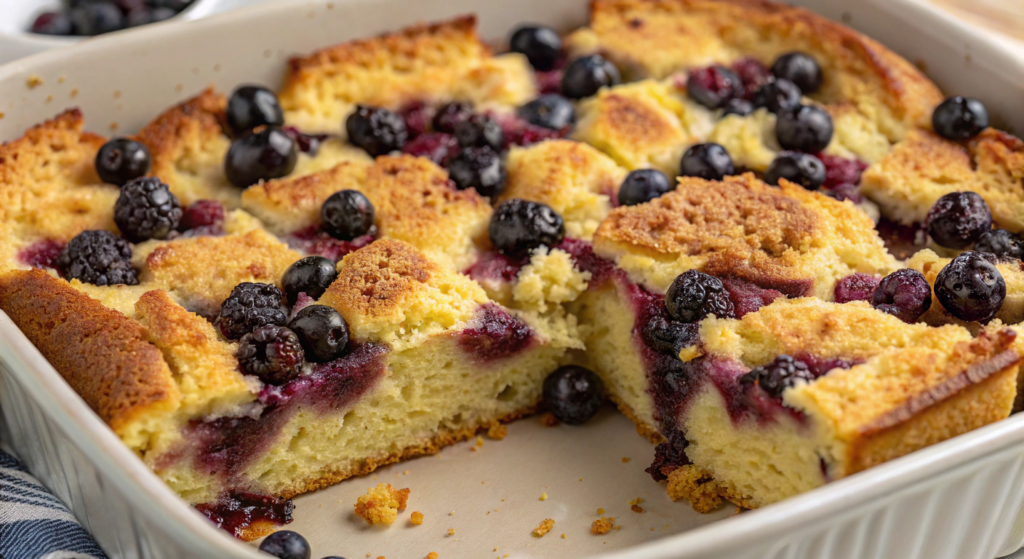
[
  {"x1": 27, "y1": 75, "x2": 43, "y2": 89},
  {"x1": 533, "y1": 518, "x2": 555, "y2": 537},
  {"x1": 561, "y1": 533, "x2": 567, "y2": 539},
  {"x1": 404, "y1": 470, "x2": 410, "y2": 475},
  {"x1": 539, "y1": 492, "x2": 548, "y2": 501},
  {"x1": 621, "y1": 457, "x2": 630, "y2": 463},
  {"x1": 354, "y1": 483, "x2": 410, "y2": 525},
  {"x1": 596, "y1": 508, "x2": 605, "y2": 515},
  {"x1": 70, "y1": 88, "x2": 78, "y2": 98},
  {"x1": 411, "y1": 511, "x2": 424, "y2": 525},
  {"x1": 666, "y1": 465, "x2": 723, "y2": 513},
  {"x1": 541, "y1": 413, "x2": 560, "y2": 427},
  {"x1": 591, "y1": 517, "x2": 615, "y2": 535},
  {"x1": 427, "y1": 553, "x2": 438, "y2": 559},
  {"x1": 628, "y1": 497, "x2": 643, "y2": 505},
  {"x1": 629, "y1": 497, "x2": 644, "y2": 512},
  {"x1": 449, "y1": 510, "x2": 455, "y2": 516},
  {"x1": 487, "y1": 423, "x2": 508, "y2": 440},
  {"x1": 631, "y1": 505, "x2": 644, "y2": 513},
  {"x1": 447, "y1": 528, "x2": 456, "y2": 536}
]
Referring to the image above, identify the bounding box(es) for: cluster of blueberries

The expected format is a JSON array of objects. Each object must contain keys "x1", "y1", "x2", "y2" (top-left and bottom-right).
[{"x1": 29, "y1": 0, "x2": 193, "y2": 37}]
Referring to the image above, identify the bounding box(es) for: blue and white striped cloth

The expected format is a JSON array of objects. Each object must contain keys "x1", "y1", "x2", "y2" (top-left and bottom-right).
[{"x1": 0, "y1": 447, "x2": 106, "y2": 559}]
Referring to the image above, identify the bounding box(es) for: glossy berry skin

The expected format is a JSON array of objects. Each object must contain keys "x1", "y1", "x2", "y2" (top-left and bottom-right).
[
  {"x1": 431, "y1": 101, "x2": 474, "y2": 134},
  {"x1": 935, "y1": 252, "x2": 1006, "y2": 323},
  {"x1": 224, "y1": 127, "x2": 298, "y2": 188},
  {"x1": 510, "y1": 25, "x2": 562, "y2": 71},
  {"x1": 226, "y1": 85, "x2": 285, "y2": 136},
  {"x1": 56, "y1": 230, "x2": 138, "y2": 286},
  {"x1": 925, "y1": 191, "x2": 992, "y2": 250},
  {"x1": 752, "y1": 78, "x2": 802, "y2": 114},
  {"x1": 721, "y1": 98, "x2": 754, "y2": 118},
  {"x1": 618, "y1": 169, "x2": 673, "y2": 206},
  {"x1": 448, "y1": 147, "x2": 507, "y2": 198},
  {"x1": 95, "y1": 138, "x2": 151, "y2": 186},
  {"x1": 237, "y1": 325, "x2": 305, "y2": 385},
  {"x1": 872, "y1": 269, "x2": 932, "y2": 323},
  {"x1": 258, "y1": 530, "x2": 311, "y2": 559},
  {"x1": 346, "y1": 105, "x2": 408, "y2": 157},
  {"x1": 642, "y1": 315, "x2": 695, "y2": 356},
  {"x1": 775, "y1": 105, "x2": 833, "y2": 153},
  {"x1": 561, "y1": 55, "x2": 620, "y2": 100},
  {"x1": 742, "y1": 355, "x2": 814, "y2": 399},
  {"x1": 542, "y1": 365, "x2": 605, "y2": 425},
  {"x1": 686, "y1": 65, "x2": 742, "y2": 110},
  {"x1": 975, "y1": 229, "x2": 1024, "y2": 261},
  {"x1": 30, "y1": 12, "x2": 73, "y2": 35},
  {"x1": 454, "y1": 115, "x2": 505, "y2": 151},
  {"x1": 666, "y1": 270, "x2": 735, "y2": 323},
  {"x1": 70, "y1": 3, "x2": 124, "y2": 36},
  {"x1": 289, "y1": 305, "x2": 350, "y2": 362},
  {"x1": 679, "y1": 143, "x2": 734, "y2": 181},
  {"x1": 517, "y1": 94, "x2": 575, "y2": 131},
  {"x1": 770, "y1": 52, "x2": 823, "y2": 94},
  {"x1": 932, "y1": 96, "x2": 988, "y2": 141},
  {"x1": 114, "y1": 177, "x2": 182, "y2": 242},
  {"x1": 321, "y1": 190, "x2": 375, "y2": 241},
  {"x1": 216, "y1": 283, "x2": 288, "y2": 340},
  {"x1": 282, "y1": 256, "x2": 338, "y2": 306},
  {"x1": 489, "y1": 199, "x2": 565, "y2": 256},
  {"x1": 764, "y1": 151, "x2": 826, "y2": 190}
]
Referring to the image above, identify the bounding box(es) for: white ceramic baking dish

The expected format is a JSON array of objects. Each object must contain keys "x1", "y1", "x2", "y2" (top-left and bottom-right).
[{"x1": 3, "y1": 0, "x2": 1024, "y2": 558}]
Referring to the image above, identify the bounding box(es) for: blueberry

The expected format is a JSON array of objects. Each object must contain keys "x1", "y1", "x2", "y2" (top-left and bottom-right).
[
  {"x1": 561, "y1": 55, "x2": 620, "y2": 100},
  {"x1": 30, "y1": 12, "x2": 73, "y2": 35},
  {"x1": 770, "y1": 52, "x2": 822, "y2": 94},
  {"x1": 935, "y1": 251, "x2": 1005, "y2": 322},
  {"x1": 96, "y1": 138, "x2": 151, "y2": 186},
  {"x1": 227, "y1": 85, "x2": 285, "y2": 136},
  {"x1": 642, "y1": 315, "x2": 697, "y2": 355},
  {"x1": 618, "y1": 169, "x2": 673, "y2": 206},
  {"x1": 975, "y1": 229, "x2": 1023, "y2": 261},
  {"x1": 542, "y1": 365, "x2": 605, "y2": 425},
  {"x1": 665, "y1": 270, "x2": 735, "y2": 323},
  {"x1": 346, "y1": 105, "x2": 408, "y2": 157},
  {"x1": 932, "y1": 96, "x2": 988, "y2": 141},
  {"x1": 258, "y1": 530, "x2": 311, "y2": 559},
  {"x1": 70, "y1": 2, "x2": 125, "y2": 35},
  {"x1": 741, "y1": 355, "x2": 814, "y2": 399},
  {"x1": 114, "y1": 177, "x2": 182, "y2": 242},
  {"x1": 686, "y1": 65, "x2": 742, "y2": 110},
  {"x1": 925, "y1": 192, "x2": 992, "y2": 249},
  {"x1": 448, "y1": 146, "x2": 507, "y2": 198},
  {"x1": 321, "y1": 190, "x2": 375, "y2": 241},
  {"x1": 510, "y1": 25, "x2": 562, "y2": 71},
  {"x1": 282, "y1": 256, "x2": 338, "y2": 305},
  {"x1": 432, "y1": 101, "x2": 474, "y2": 134},
  {"x1": 216, "y1": 282, "x2": 288, "y2": 340},
  {"x1": 721, "y1": 98, "x2": 754, "y2": 118},
  {"x1": 764, "y1": 151, "x2": 826, "y2": 190},
  {"x1": 775, "y1": 105, "x2": 833, "y2": 152},
  {"x1": 679, "y1": 143, "x2": 734, "y2": 181},
  {"x1": 224, "y1": 126, "x2": 298, "y2": 188},
  {"x1": 149, "y1": 0, "x2": 193, "y2": 10},
  {"x1": 872, "y1": 269, "x2": 932, "y2": 323},
  {"x1": 126, "y1": 6, "x2": 176, "y2": 26},
  {"x1": 517, "y1": 94, "x2": 575, "y2": 131},
  {"x1": 489, "y1": 198, "x2": 565, "y2": 256},
  {"x1": 56, "y1": 230, "x2": 138, "y2": 286},
  {"x1": 289, "y1": 305, "x2": 350, "y2": 362},
  {"x1": 454, "y1": 114, "x2": 505, "y2": 151},
  {"x1": 752, "y1": 78, "x2": 802, "y2": 114}
]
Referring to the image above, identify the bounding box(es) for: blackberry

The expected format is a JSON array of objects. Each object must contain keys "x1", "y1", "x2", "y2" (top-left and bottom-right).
[
  {"x1": 775, "y1": 105, "x2": 833, "y2": 153},
  {"x1": 742, "y1": 355, "x2": 814, "y2": 399},
  {"x1": 752, "y1": 78, "x2": 802, "y2": 114},
  {"x1": 770, "y1": 52, "x2": 823, "y2": 94},
  {"x1": 934, "y1": 251, "x2": 1006, "y2": 323},
  {"x1": 975, "y1": 229, "x2": 1024, "y2": 261},
  {"x1": 926, "y1": 192, "x2": 992, "y2": 250},
  {"x1": 872, "y1": 269, "x2": 932, "y2": 323},
  {"x1": 489, "y1": 199, "x2": 565, "y2": 256},
  {"x1": 833, "y1": 273, "x2": 881, "y2": 304},
  {"x1": 932, "y1": 96, "x2": 988, "y2": 141},
  {"x1": 561, "y1": 55, "x2": 620, "y2": 99},
  {"x1": 642, "y1": 315, "x2": 697, "y2": 356},
  {"x1": 289, "y1": 305, "x2": 350, "y2": 362},
  {"x1": 454, "y1": 114, "x2": 505, "y2": 151},
  {"x1": 517, "y1": 94, "x2": 575, "y2": 131},
  {"x1": 686, "y1": 65, "x2": 742, "y2": 110},
  {"x1": 448, "y1": 146, "x2": 507, "y2": 198},
  {"x1": 114, "y1": 177, "x2": 182, "y2": 242},
  {"x1": 679, "y1": 143, "x2": 734, "y2": 181},
  {"x1": 237, "y1": 325, "x2": 305, "y2": 385},
  {"x1": 510, "y1": 25, "x2": 562, "y2": 71},
  {"x1": 226, "y1": 85, "x2": 285, "y2": 136},
  {"x1": 95, "y1": 138, "x2": 151, "y2": 186},
  {"x1": 431, "y1": 101, "x2": 474, "y2": 134},
  {"x1": 216, "y1": 282, "x2": 287, "y2": 340},
  {"x1": 764, "y1": 151, "x2": 826, "y2": 190},
  {"x1": 346, "y1": 105, "x2": 408, "y2": 157},
  {"x1": 618, "y1": 169, "x2": 673, "y2": 206},
  {"x1": 56, "y1": 230, "x2": 138, "y2": 286},
  {"x1": 321, "y1": 190, "x2": 375, "y2": 241},
  {"x1": 665, "y1": 270, "x2": 735, "y2": 323},
  {"x1": 543, "y1": 365, "x2": 605, "y2": 425}
]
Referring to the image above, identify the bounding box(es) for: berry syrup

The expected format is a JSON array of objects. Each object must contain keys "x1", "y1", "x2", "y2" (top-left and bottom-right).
[
  {"x1": 196, "y1": 492, "x2": 294, "y2": 539},
  {"x1": 286, "y1": 224, "x2": 376, "y2": 262},
  {"x1": 18, "y1": 239, "x2": 64, "y2": 269},
  {"x1": 458, "y1": 303, "x2": 534, "y2": 362}
]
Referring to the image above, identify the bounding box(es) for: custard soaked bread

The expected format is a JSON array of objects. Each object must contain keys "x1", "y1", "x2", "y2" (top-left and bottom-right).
[{"x1": 1, "y1": 1, "x2": 1023, "y2": 542}]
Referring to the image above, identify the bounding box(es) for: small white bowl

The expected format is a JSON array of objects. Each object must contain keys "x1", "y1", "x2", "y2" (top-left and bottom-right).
[{"x1": 0, "y1": 0, "x2": 224, "y2": 65}]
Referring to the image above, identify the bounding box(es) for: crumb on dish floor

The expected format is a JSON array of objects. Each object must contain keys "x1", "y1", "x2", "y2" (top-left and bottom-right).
[
  {"x1": 487, "y1": 423, "x2": 508, "y2": 440},
  {"x1": 541, "y1": 413, "x2": 559, "y2": 427},
  {"x1": 591, "y1": 517, "x2": 615, "y2": 535},
  {"x1": 411, "y1": 511, "x2": 424, "y2": 525},
  {"x1": 427, "y1": 553, "x2": 438, "y2": 559},
  {"x1": 533, "y1": 518, "x2": 555, "y2": 537},
  {"x1": 540, "y1": 492, "x2": 548, "y2": 501},
  {"x1": 354, "y1": 483, "x2": 410, "y2": 525},
  {"x1": 447, "y1": 528, "x2": 456, "y2": 536}
]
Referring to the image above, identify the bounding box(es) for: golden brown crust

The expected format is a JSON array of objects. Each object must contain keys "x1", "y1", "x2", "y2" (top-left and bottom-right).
[
  {"x1": 0, "y1": 269, "x2": 177, "y2": 438},
  {"x1": 321, "y1": 239, "x2": 437, "y2": 321},
  {"x1": 969, "y1": 128, "x2": 1024, "y2": 233}
]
